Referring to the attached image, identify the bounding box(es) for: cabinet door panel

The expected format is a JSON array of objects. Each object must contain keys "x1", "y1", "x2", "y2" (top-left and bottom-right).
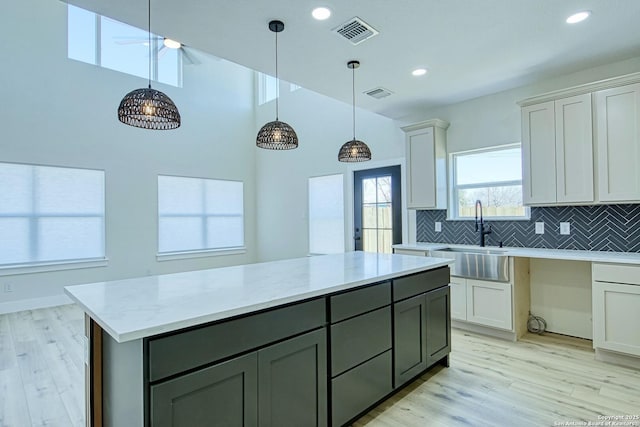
[
  {"x1": 258, "y1": 329, "x2": 327, "y2": 427},
  {"x1": 522, "y1": 101, "x2": 556, "y2": 204},
  {"x1": 406, "y1": 128, "x2": 436, "y2": 208},
  {"x1": 449, "y1": 277, "x2": 467, "y2": 321},
  {"x1": 151, "y1": 353, "x2": 257, "y2": 427},
  {"x1": 426, "y1": 286, "x2": 451, "y2": 367},
  {"x1": 596, "y1": 83, "x2": 640, "y2": 202},
  {"x1": 593, "y1": 281, "x2": 640, "y2": 356},
  {"x1": 393, "y1": 293, "x2": 427, "y2": 387},
  {"x1": 466, "y1": 279, "x2": 513, "y2": 331},
  {"x1": 555, "y1": 94, "x2": 594, "y2": 203}
]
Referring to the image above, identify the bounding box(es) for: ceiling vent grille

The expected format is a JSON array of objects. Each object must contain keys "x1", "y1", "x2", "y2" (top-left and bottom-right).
[
  {"x1": 333, "y1": 17, "x2": 379, "y2": 45},
  {"x1": 364, "y1": 87, "x2": 393, "y2": 99}
]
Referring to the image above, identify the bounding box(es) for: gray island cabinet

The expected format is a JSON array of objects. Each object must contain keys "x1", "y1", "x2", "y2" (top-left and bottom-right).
[{"x1": 65, "y1": 252, "x2": 451, "y2": 427}]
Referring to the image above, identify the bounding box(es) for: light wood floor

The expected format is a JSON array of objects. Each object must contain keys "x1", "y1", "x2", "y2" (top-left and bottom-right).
[{"x1": 1, "y1": 305, "x2": 639, "y2": 427}]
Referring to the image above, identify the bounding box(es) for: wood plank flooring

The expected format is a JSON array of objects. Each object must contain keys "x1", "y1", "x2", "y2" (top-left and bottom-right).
[{"x1": 1, "y1": 304, "x2": 639, "y2": 426}]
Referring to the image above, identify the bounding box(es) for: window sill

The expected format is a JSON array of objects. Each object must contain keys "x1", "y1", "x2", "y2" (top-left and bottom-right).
[
  {"x1": 157, "y1": 247, "x2": 247, "y2": 262},
  {"x1": 0, "y1": 258, "x2": 109, "y2": 276}
]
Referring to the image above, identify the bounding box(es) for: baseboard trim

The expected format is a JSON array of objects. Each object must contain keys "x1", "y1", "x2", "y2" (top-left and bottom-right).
[
  {"x1": 0, "y1": 294, "x2": 72, "y2": 314},
  {"x1": 595, "y1": 348, "x2": 640, "y2": 369},
  {"x1": 452, "y1": 320, "x2": 517, "y2": 342}
]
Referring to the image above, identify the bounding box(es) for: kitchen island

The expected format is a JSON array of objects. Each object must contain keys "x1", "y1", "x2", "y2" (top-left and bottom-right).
[{"x1": 65, "y1": 252, "x2": 452, "y2": 427}]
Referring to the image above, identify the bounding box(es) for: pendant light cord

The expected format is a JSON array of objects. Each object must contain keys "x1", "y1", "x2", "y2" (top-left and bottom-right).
[
  {"x1": 147, "y1": 0, "x2": 152, "y2": 89},
  {"x1": 352, "y1": 65, "x2": 356, "y2": 141},
  {"x1": 274, "y1": 29, "x2": 279, "y2": 120}
]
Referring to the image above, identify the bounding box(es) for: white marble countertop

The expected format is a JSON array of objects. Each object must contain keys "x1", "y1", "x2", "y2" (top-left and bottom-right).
[
  {"x1": 392, "y1": 243, "x2": 640, "y2": 265},
  {"x1": 65, "y1": 252, "x2": 452, "y2": 343}
]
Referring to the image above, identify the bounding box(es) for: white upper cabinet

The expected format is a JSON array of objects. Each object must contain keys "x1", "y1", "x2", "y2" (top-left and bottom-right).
[
  {"x1": 595, "y1": 83, "x2": 640, "y2": 202},
  {"x1": 401, "y1": 119, "x2": 449, "y2": 210},
  {"x1": 521, "y1": 94, "x2": 593, "y2": 205}
]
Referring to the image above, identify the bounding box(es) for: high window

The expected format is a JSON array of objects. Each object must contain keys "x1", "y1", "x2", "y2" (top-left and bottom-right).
[
  {"x1": 0, "y1": 163, "x2": 105, "y2": 267},
  {"x1": 67, "y1": 4, "x2": 182, "y2": 87},
  {"x1": 308, "y1": 174, "x2": 345, "y2": 255},
  {"x1": 450, "y1": 144, "x2": 529, "y2": 220},
  {"x1": 158, "y1": 176, "x2": 244, "y2": 254},
  {"x1": 258, "y1": 73, "x2": 279, "y2": 105}
]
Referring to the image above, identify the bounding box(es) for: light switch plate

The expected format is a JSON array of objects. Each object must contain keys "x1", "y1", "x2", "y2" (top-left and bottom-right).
[
  {"x1": 435, "y1": 222, "x2": 442, "y2": 232},
  {"x1": 535, "y1": 222, "x2": 545, "y2": 234},
  {"x1": 560, "y1": 222, "x2": 571, "y2": 235}
]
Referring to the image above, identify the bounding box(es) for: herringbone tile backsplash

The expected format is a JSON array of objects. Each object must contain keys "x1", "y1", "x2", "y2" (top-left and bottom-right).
[{"x1": 416, "y1": 205, "x2": 640, "y2": 252}]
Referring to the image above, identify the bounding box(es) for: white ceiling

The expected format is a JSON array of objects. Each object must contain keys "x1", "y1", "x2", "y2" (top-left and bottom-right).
[{"x1": 65, "y1": 0, "x2": 640, "y2": 121}]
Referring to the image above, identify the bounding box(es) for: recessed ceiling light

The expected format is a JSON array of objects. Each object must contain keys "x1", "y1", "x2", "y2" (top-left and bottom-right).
[
  {"x1": 163, "y1": 38, "x2": 182, "y2": 49},
  {"x1": 412, "y1": 68, "x2": 428, "y2": 77},
  {"x1": 312, "y1": 7, "x2": 331, "y2": 20},
  {"x1": 566, "y1": 11, "x2": 591, "y2": 24}
]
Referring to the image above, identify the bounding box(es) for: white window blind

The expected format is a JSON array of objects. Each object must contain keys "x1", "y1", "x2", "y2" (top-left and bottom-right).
[
  {"x1": 0, "y1": 163, "x2": 105, "y2": 266},
  {"x1": 158, "y1": 176, "x2": 244, "y2": 253},
  {"x1": 309, "y1": 174, "x2": 345, "y2": 254}
]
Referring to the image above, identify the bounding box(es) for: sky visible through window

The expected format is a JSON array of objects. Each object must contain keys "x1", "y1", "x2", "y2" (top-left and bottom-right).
[
  {"x1": 67, "y1": 4, "x2": 181, "y2": 87},
  {"x1": 456, "y1": 147, "x2": 522, "y2": 186}
]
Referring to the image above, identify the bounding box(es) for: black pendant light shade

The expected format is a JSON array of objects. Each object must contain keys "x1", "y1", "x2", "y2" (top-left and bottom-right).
[
  {"x1": 338, "y1": 139, "x2": 372, "y2": 162},
  {"x1": 256, "y1": 20, "x2": 298, "y2": 150},
  {"x1": 339, "y1": 60, "x2": 371, "y2": 162},
  {"x1": 118, "y1": 86, "x2": 181, "y2": 130},
  {"x1": 117, "y1": 0, "x2": 181, "y2": 130}
]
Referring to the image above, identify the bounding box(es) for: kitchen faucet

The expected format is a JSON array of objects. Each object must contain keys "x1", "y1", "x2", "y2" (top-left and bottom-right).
[{"x1": 474, "y1": 200, "x2": 492, "y2": 247}]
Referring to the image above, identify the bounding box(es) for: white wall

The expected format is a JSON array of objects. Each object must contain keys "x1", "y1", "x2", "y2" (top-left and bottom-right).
[
  {"x1": 0, "y1": 0, "x2": 257, "y2": 312},
  {"x1": 255, "y1": 87, "x2": 405, "y2": 262},
  {"x1": 401, "y1": 56, "x2": 640, "y2": 153}
]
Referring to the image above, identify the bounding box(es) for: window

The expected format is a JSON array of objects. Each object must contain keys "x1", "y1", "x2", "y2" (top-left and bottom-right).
[
  {"x1": 67, "y1": 4, "x2": 182, "y2": 87},
  {"x1": 158, "y1": 176, "x2": 244, "y2": 254},
  {"x1": 257, "y1": 72, "x2": 278, "y2": 105},
  {"x1": 308, "y1": 174, "x2": 344, "y2": 254},
  {"x1": 0, "y1": 163, "x2": 105, "y2": 267},
  {"x1": 450, "y1": 144, "x2": 528, "y2": 220}
]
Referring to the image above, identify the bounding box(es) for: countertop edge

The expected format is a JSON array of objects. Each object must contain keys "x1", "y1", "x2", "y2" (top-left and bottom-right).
[{"x1": 68, "y1": 257, "x2": 453, "y2": 343}]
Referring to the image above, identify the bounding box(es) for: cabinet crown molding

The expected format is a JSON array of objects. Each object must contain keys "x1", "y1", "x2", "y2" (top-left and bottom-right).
[
  {"x1": 401, "y1": 118, "x2": 450, "y2": 133},
  {"x1": 517, "y1": 71, "x2": 640, "y2": 107}
]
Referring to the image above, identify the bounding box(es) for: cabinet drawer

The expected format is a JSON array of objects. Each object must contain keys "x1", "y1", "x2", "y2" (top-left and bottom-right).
[
  {"x1": 393, "y1": 267, "x2": 450, "y2": 302},
  {"x1": 331, "y1": 306, "x2": 391, "y2": 376},
  {"x1": 330, "y1": 282, "x2": 390, "y2": 323},
  {"x1": 593, "y1": 263, "x2": 640, "y2": 285},
  {"x1": 331, "y1": 350, "x2": 392, "y2": 427},
  {"x1": 148, "y1": 299, "x2": 325, "y2": 382}
]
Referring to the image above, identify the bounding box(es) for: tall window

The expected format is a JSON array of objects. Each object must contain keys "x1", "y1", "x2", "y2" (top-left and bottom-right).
[
  {"x1": 67, "y1": 4, "x2": 182, "y2": 87},
  {"x1": 158, "y1": 176, "x2": 244, "y2": 253},
  {"x1": 450, "y1": 144, "x2": 528, "y2": 219},
  {"x1": 258, "y1": 72, "x2": 279, "y2": 105},
  {"x1": 308, "y1": 174, "x2": 344, "y2": 254},
  {"x1": 0, "y1": 163, "x2": 105, "y2": 266}
]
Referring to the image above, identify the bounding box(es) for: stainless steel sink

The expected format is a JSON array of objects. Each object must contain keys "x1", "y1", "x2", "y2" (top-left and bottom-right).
[{"x1": 430, "y1": 247, "x2": 509, "y2": 282}]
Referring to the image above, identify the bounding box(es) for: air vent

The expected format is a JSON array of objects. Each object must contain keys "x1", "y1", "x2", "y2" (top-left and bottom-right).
[
  {"x1": 364, "y1": 87, "x2": 393, "y2": 99},
  {"x1": 333, "y1": 17, "x2": 379, "y2": 45}
]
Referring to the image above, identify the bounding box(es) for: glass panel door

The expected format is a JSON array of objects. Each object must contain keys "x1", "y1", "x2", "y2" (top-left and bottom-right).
[{"x1": 354, "y1": 166, "x2": 401, "y2": 253}]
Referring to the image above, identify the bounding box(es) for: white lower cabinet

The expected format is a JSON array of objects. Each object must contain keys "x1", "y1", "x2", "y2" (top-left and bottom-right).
[
  {"x1": 593, "y1": 263, "x2": 640, "y2": 357},
  {"x1": 450, "y1": 276, "x2": 513, "y2": 331}
]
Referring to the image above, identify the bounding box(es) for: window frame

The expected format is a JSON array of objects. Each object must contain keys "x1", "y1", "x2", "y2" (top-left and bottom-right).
[
  {"x1": 67, "y1": 4, "x2": 183, "y2": 87},
  {"x1": 156, "y1": 175, "x2": 246, "y2": 260},
  {"x1": 0, "y1": 162, "x2": 107, "y2": 275},
  {"x1": 448, "y1": 143, "x2": 530, "y2": 221}
]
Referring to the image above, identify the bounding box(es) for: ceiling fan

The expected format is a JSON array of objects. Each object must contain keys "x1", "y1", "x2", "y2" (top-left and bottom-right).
[{"x1": 114, "y1": 36, "x2": 201, "y2": 65}]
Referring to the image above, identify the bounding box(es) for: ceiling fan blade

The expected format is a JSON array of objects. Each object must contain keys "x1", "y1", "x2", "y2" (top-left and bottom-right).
[{"x1": 181, "y1": 47, "x2": 201, "y2": 65}]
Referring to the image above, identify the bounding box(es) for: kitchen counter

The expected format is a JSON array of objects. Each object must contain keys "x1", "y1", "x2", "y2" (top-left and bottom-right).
[
  {"x1": 65, "y1": 251, "x2": 452, "y2": 343},
  {"x1": 392, "y1": 243, "x2": 640, "y2": 265}
]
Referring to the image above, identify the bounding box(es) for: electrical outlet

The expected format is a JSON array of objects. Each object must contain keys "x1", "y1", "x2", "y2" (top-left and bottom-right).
[
  {"x1": 560, "y1": 222, "x2": 571, "y2": 235},
  {"x1": 535, "y1": 222, "x2": 545, "y2": 234},
  {"x1": 3, "y1": 283, "x2": 13, "y2": 293},
  {"x1": 434, "y1": 222, "x2": 442, "y2": 232}
]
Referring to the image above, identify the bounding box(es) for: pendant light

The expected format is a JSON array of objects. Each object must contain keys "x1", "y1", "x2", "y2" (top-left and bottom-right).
[
  {"x1": 256, "y1": 20, "x2": 298, "y2": 150},
  {"x1": 338, "y1": 60, "x2": 371, "y2": 162},
  {"x1": 117, "y1": 0, "x2": 181, "y2": 130}
]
